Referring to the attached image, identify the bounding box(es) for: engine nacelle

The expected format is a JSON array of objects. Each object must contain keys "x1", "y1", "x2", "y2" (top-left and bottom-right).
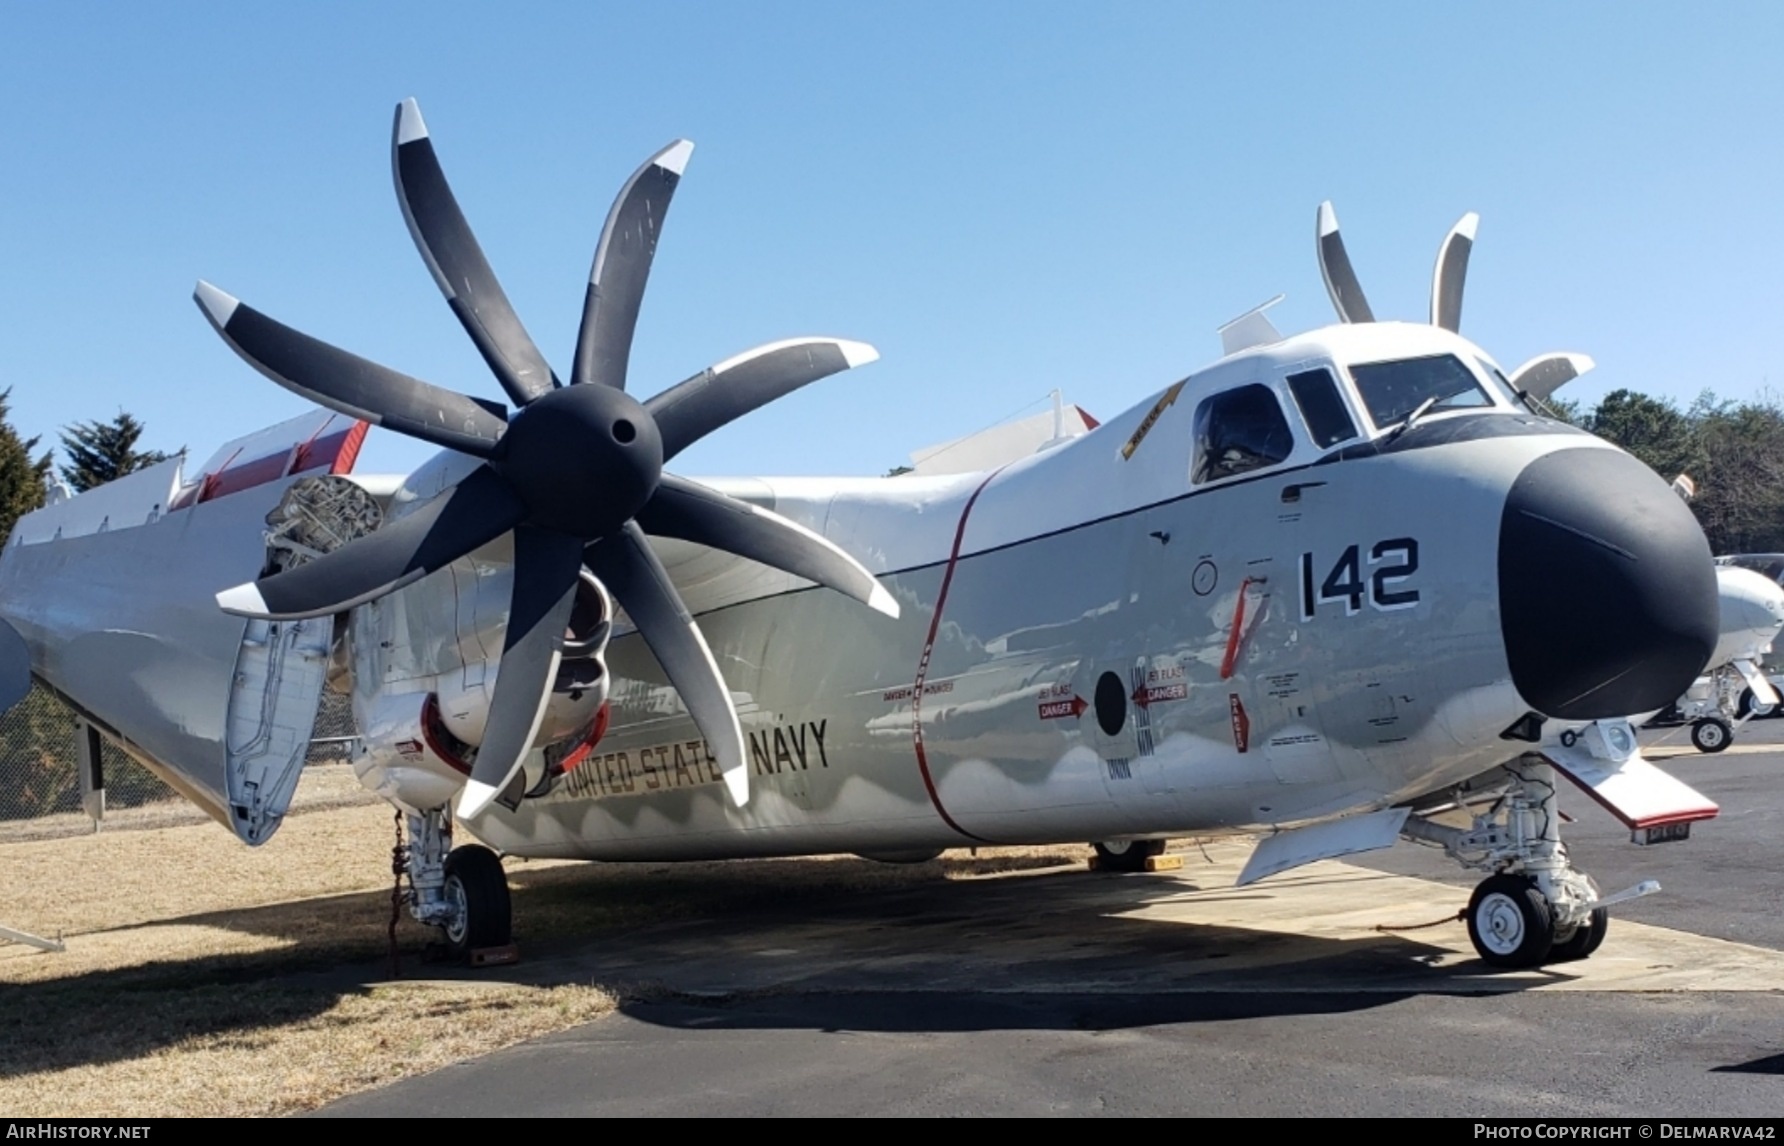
[
  {"x1": 354, "y1": 685, "x2": 610, "y2": 815},
  {"x1": 435, "y1": 570, "x2": 613, "y2": 746},
  {"x1": 354, "y1": 690, "x2": 479, "y2": 815},
  {"x1": 355, "y1": 572, "x2": 614, "y2": 814}
]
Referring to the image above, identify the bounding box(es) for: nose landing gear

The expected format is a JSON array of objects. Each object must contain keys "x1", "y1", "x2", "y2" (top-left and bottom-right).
[{"x1": 1403, "y1": 756, "x2": 1653, "y2": 968}]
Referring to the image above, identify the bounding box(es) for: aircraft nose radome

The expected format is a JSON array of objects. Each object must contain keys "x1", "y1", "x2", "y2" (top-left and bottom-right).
[{"x1": 1498, "y1": 447, "x2": 1718, "y2": 720}]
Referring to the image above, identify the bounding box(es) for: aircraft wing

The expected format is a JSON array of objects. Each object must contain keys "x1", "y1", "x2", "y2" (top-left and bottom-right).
[
  {"x1": 0, "y1": 410, "x2": 371, "y2": 844},
  {"x1": 625, "y1": 477, "x2": 848, "y2": 625}
]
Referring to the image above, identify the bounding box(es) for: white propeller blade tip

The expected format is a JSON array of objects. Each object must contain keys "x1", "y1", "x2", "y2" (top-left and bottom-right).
[
  {"x1": 193, "y1": 281, "x2": 239, "y2": 327},
  {"x1": 868, "y1": 583, "x2": 900, "y2": 618},
  {"x1": 722, "y1": 766, "x2": 749, "y2": 808},
  {"x1": 215, "y1": 581, "x2": 271, "y2": 618},
  {"x1": 1317, "y1": 201, "x2": 1339, "y2": 237},
  {"x1": 396, "y1": 98, "x2": 428, "y2": 145},
  {"x1": 458, "y1": 779, "x2": 500, "y2": 820},
  {"x1": 838, "y1": 340, "x2": 880, "y2": 369},
  {"x1": 1455, "y1": 211, "x2": 1480, "y2": 241},
  {"x1": 656, "y1": 139, "x2": 695, "y2": 177}
]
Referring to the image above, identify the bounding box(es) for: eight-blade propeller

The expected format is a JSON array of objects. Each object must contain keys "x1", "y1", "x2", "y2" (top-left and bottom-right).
[
  {"x1": 199, "y1": 99, "x2": 896, "y2": 820},
  {"x1": 1313, "y1": 201, "x2": 1594, "y2": 398}
]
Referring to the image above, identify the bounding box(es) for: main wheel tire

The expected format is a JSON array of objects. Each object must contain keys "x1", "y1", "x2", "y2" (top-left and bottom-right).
[
  {"x1": 1737, "y1": 688, "x2": 1777, "y2": 720},
  {"x1": 1466, "y1": 874, "x2": 1556, "y2": 969},
  {"x1": 442, "y1": 844, "x2": 512, "y2": 957},
  {"x1": 1692, "y1": 717, "x2": 1733, "y2": 753},
  {"x1": 1093, "y1": 839, "x2": 1167, "y2": 873},
  {"x1": 1550, "y1": 907, "x2": 1609, "y2": 962}
]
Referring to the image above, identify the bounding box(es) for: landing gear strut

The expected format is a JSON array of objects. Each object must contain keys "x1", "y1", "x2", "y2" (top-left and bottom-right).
[
  {"x1": 1403, "y1": 757, "x2": 1640, "y2": 969},
  {"x1": 404, "y1": 808, "x2": 512, "y2": 959}
]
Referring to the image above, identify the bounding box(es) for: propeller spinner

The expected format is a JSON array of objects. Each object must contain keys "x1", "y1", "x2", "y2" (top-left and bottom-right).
[{"x1": 198, "y1": 99, "x2": 896, "y2": 819}]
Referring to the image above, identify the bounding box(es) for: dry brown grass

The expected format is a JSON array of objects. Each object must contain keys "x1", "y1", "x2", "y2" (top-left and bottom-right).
[{"x1": 0, "y1": 768, "x2": 1091, "y2": 1116}]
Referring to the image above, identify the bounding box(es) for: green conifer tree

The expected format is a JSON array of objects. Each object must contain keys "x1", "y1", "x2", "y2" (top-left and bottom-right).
[
  {"x1": 0, "y1": 388, "x2": 52, "y2": 546},
  {"x1": 57, "y1": 412, "x2": 169, "y2": 493}
]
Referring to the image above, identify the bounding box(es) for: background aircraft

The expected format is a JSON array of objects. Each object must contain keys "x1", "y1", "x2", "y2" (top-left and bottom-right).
[{"x1": 0, "y1": 102, "x2": 1725, "y2": 972}]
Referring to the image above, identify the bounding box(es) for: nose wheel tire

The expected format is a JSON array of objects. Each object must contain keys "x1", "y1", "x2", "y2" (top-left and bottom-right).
[
  {"x1": 1092, "y1": 839, "x2": 1167, "y2": 873},
  {"x1": 441, "y1": 844, "x2": 512, "y2": 958},
  {"x1": 1466, "y1": 874, "x2": 1555, "y2": 969},
  {"x1": 1691, "y1": 717, "x2": 1732, "y2": 753},
  {"x1": 1549, "y1": 906, "x2": 1609, "y2": 962}
]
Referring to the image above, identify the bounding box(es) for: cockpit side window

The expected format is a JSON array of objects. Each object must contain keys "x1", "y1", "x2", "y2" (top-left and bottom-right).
[
  {"x1": 1348, "y1": 354, "x2": 1492, "y2": 429},
  {"x1": 1286, "y1": 367, "x2": 1359, "y2": 448},
  {"x1": 1192, "y1": 383, "x2": 1294, "y2": 484}
]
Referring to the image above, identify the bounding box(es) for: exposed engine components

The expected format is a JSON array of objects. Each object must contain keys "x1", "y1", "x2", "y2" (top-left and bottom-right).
[{"x1": 261, "y1": 474, "x2": 384, "y2": 575}]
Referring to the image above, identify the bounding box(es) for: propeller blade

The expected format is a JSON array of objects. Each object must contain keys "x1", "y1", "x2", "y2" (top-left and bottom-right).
[
  {"x1": 1430, "y1": 212, "x2": 1479, "y2": 332},
  {"x1": 194, "y1": 282, "x2": 508, "y2": 458},
  {"x1": 570, "y1": 140, "x2": 694, "y2": 391},
  {"x1": 215, "y1": 465, "x2": 525, "y2": 619},
  {"x1": 392, "y1": 99, "x2": 559, "y2": 407},
  {"x1": 458, "y1": 526, "x2": 586, "y2": 820},
  {"x1": 1316, "y1": 201, "x2": 1375, "y2": 323},
  {"x1": 584, "y1": 521, "x2": 748, "y2": 806},
  {"x1": 1509, "y1": 353, "x2": 1596, "y2": 401},
  {"x1": 647, "y1": 338, "x2": 880, "y2": 461},
  {"x1": 638, "y1": 474, "x2": 899, "y2": 617}
]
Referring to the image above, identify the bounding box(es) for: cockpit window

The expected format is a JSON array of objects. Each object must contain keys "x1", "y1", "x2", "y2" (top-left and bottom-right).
[
  {"x1": 1348, "y1": 354, "x2": 1492, "y2": 429},
  {"x1": 1192, "y1": 384, "x2": 1294, "y2": 484},
  {"x1": 1475, "y1": 358, "x2": 1520, "y2": 405},
  {"x1": 1286, "y1": 367, "x2": 1359, "y2": 448}
]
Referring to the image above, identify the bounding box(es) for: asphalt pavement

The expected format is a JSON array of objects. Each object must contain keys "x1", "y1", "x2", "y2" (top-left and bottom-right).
[{"x1": 320, "y1": 721, "x2": 1784, "y2": 1117}]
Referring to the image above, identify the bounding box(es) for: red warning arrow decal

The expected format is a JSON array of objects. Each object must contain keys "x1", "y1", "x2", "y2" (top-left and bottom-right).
[
  {"x1": 1131, "y1": 682, "x2": 1188, "y2": 709},
  {"x1": 1038, "y1": 695, "x2": 1088, "y2": 720}
]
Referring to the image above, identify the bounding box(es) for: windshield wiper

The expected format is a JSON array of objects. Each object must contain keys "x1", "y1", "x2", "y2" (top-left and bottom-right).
[{"x1": 1387, "y1": 396, "x2": 1439, "y2": 442}]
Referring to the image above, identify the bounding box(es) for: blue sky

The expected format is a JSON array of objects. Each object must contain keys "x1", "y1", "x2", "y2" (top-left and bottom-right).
[{"x1": 2, "y1": 3, "x2": 1779, "y2": 480}]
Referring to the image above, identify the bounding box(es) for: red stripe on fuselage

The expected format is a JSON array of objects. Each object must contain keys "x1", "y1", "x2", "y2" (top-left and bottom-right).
[{"x1": 910, "y1": 467, "x2": 1009, "y2": 844}]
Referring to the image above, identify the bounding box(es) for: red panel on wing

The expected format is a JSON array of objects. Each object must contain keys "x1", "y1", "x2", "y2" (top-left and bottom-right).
[
  {"x1": 200, "y1": 451, "x2": 292, "y2": 502},
  {"x1": 179, "y1": 413, "x2": 373, "y2": 508},
  {"x1": 291, "y1": 419, "x2": 371, "y2": 477}
]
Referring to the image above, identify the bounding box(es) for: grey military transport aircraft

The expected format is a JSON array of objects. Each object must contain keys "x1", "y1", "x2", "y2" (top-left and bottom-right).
[{"x1": 0, "y1": 101, "x2": 1726, "y2": 971}]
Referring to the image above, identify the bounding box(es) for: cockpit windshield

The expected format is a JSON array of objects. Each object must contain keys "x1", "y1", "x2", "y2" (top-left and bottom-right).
[{"x1": 1348, "y1": 354, "x2": 1493, "y2": 430}]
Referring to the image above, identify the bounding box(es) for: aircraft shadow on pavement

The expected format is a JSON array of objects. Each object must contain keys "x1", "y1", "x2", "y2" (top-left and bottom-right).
[
  {"x1": 3, "y1": 854, "x2": 1562, "y2": 1073},
  {"x1": 1711, "y1": 1052, "x2": 1784, "y2": 1075},
  {"x1": 618, "y1": 989, "x2": 1412, "y2": 1034}
]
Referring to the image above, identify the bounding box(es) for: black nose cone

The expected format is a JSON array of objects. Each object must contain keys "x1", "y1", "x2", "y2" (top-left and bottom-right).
[{"x1": 1499, "y1": 447, "x2": 1717, "y2": 720}]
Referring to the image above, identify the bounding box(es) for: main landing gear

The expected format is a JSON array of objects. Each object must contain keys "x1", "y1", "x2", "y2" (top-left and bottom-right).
[
  {"x1": 1402, "y1": 757, "x2": 1643, "y2": 969},
  {"x1": 403, "y1": 808, "x2": 513, "y2": 959},
  {"x1": 1092, "y1": 838, "x2": 1167, "y2": 873}
]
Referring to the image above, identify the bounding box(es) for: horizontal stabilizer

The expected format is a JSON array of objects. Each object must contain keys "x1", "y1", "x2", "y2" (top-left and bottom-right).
[
  {"x1": 1237, "y1": 806, "x2": 1410, "y2": 886},
  {"x1": 1541, "y1": 735, "x2": 1719, "y2": 830}
]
